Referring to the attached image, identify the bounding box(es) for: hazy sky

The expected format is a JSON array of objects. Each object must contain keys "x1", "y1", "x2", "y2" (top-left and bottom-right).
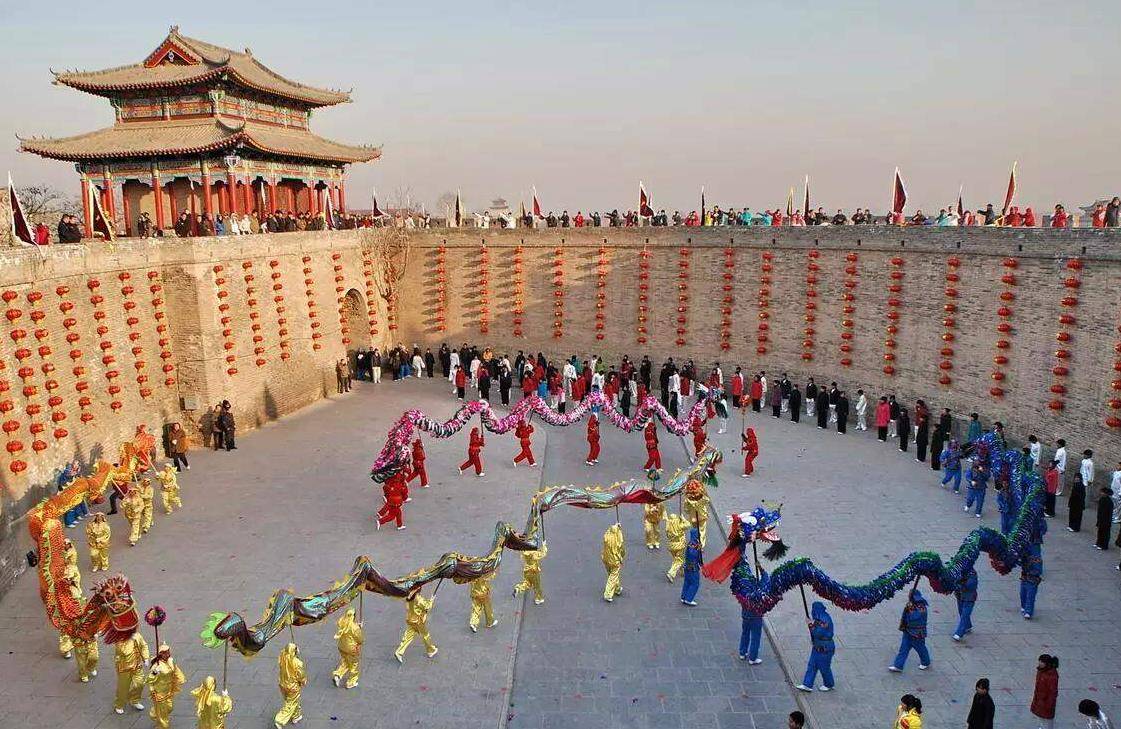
[{"x1": 2, "y1": 1, "x2": 1117, "y2": 214}]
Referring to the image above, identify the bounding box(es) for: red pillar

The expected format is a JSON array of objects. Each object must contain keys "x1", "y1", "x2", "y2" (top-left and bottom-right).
[
  {"x1": 243, "y1": 183, "x2": 252, "y2": 217},
  {"x1": 166, "y1": 182, "x2": 178, "y2": 223},
  {"x1": 309, "y1": 184, "x2": 318, "y2": 215},
  {"x1": 267, "y1": 182, "x2": 277, "y2": 213},
  {"x1": 202, "y1": 173, "x2": 213, "y2": 218},
  {"x1": 338, "y1": 180, "x2": 346, "y2": 213},
  {"x1": 102, "y1": 174, "x2": 116, "y2": 222},
  {"x1": 151, "y1": 173, "x2": 165, "y2": 231},
  {"x1": 79, "y1": 176, "x2": 92, "y2": 238},
  {"x1": 329, "y1": 184, "x2": 339, "y2": 212},
  {"x1": 122, "y1": 185, "x2": 132, "y2": 236},
  {"x1": 227, "y1": 173, "x2": 239, "y2": 216}
]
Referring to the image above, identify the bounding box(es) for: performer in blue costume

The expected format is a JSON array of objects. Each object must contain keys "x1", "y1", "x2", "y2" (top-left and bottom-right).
[
  {"x1": 680, "y1": 527, "x2": 702, "y2": 606},
  {"x1": 888, "y1": 589, "x2": 930, "y2": 672},
  {"x1": 940, "y1": 439, "x2": 963, "y2": 493},
  {"x1": 997, "y1": 482, "x2": 1014, "y2": 534},
  {"x1": 796, "y1": 601, "x2": 835, "y2": 692},
  {"x1": 964, "y1": 461, "x2": 990, "y2": 517},
  {"x1": 1020, "y1": 517, "x2": 1046, "y2": 619},
  {"x1": 952, "y1": 567, "x2": 978, "y2": 641}
]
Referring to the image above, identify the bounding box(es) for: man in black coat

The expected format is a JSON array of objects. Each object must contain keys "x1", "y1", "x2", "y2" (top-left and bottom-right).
[
  {"x1": 835, "y1": 392, "x2": 849, "y2": 434},
  {"x1": 815, "y1": 388, "x2": 829, "y2": 429}
]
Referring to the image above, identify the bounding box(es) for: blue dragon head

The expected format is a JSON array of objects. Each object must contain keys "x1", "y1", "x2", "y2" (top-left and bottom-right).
[{"x1": 729, "y1": 504, "x2": 788, "y2": 560}]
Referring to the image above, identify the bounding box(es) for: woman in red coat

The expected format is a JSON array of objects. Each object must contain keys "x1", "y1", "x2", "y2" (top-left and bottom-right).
[
  {"x1": 1029, "y1": 654, "x2": 1059, "y2": 726},
  {"x1": 454, "y1": 367, "x2": 467, "y2": 400},
  {"x1": 875, "y1": 396, "x2": 891, "y2": 442},
  {"x1": 742, "y1": 427, "x2": 759, "y2": 478},
  {"x1": 513, "y1": 420, "x2": 536, "y2": 467},
  {"x1": 459, "y1": 427, "x2": 486, "y2": 477},
  {"x1": 749, "y1": 377, "x2": 763, "y2": 413},
  {"x1": 586, "y1": 415, "x2": 601, "y2": 465},
  {"x1": 692, "y1": 418, "x2": 707, "y2": 459},
  {"x1": 408, "y1": 437, "x2": 428, "y2": 488},
  {"x1": 521, "y1": 373, "x2": 536, "y2": 400}
]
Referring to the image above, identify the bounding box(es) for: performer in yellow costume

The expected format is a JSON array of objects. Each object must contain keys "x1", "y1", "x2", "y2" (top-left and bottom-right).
[
  {"x1": 601, "y1": 523, "x2": 625, "y2": 602},
  {"x1": 682, "y1": 479, "x2": 710, "y2": 548},
  {"x1": 113, "y1": 630, "x2": 150, "y2": 714},
  {"x1": 146, "y1": 643, "x2": 186, "y2": 729},
  {"x1": 86, "y1": 512, "x2": 111, "y2": 571},
  {"x1": 394, "y1": 592, "x2": 438, "y2": 662},
  {"x1": 139, "y1": 477, "x2": 155, "y2": 534},
  {"x1": 73, "y1": 634, "x2": 99, "y2": 682},
  {"x1": 274, "y1": 642, "x2": 306, "y2": 728},
  {"x1": 58, "y1": 573, "x2": 82, "y2": 659},
  {"x1": 643, "y1": 502, "x2": 665, "y2": 549},
  {"x1": 122, "y1": 487, "x2": 144, "y2": 546},
  {"x1": 155, "y1": 465, "x2": 182, "y2": 514},
  {"x1": 665, "y1": 512, "x2": 689, "y2": 582},
  {"x1": 63, "y1": 538, "x2": 82, "y2": 594},
  {"x1": 331, "y1": 608, "x2": 363, "y2": 689},
  {"x1": 512, "y1": 540, "x2": 547, "y2": 605},
  {"x1": 468, "y1": 571, "x2": 498, "y2": 632},
  {"x1": 191, "y1": 676, "x2": 233, "y2": 729}
]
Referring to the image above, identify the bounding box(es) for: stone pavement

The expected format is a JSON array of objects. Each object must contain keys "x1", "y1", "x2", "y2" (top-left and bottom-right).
[{"x1": 1, "y1": 377, "x2": 1118, "y2": 729}]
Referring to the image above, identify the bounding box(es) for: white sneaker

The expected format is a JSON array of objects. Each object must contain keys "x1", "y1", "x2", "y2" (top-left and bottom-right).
[
  {"x1": 469, "y1": 624, "x2": 477, "y2": 633},
  {"x1": 918, "y1": 664, "x2": 929, "y2": 671},
  {"x1": 818, "y1": 686, "x2": 832, "y2": 692},
  {"x1": 749, "y1": 659, "x2": 762, "y2": 665},
  {"x1": 478, "y1": 472, "x2": 485, "y2": 477},
  {"x1": 115, "y1": 708, "x2": 124, "y2": 715},
  {"x1": 63, "y1": 651, "x2": 72, "y2": 659},
  {"x1": 132, "y1": 703, "x2": 145, "y2": 711},
  {"x1": 488, "y1": 620, "x2": 498, "y2": 628},
  {"x1": 90, "y1": 670, "x2": 97, "y2": 677},
  {"x1": 975, "y1": 513, "x2": 982, "y2": 518},
  {"x1": 333, "y1": 675, "x2": 341, "y2": 687},
  {"x1": 887, "y1": 666, "x2": 902, "y2": 673},
  {"x1": 795, "y1": 684, "x2": 813, "y2": 692},
  {"x1": 534, "y1": 598, "x2": 545, "y2": 605},
  {"x1": 427, "y1": 647, "x2": 439, "y2": 658},
  {"x1": 963, "y1": 505, "x2": 969, "y2": 512},
  {"x1": 952, "y1": 634, "x2": 961, "y2": 641}
]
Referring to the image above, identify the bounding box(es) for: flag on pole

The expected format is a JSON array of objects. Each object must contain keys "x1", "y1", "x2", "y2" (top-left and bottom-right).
[
  {"x1": 639, "y1": 181, "x2": 654, "y2": 217},
  {"x1": 700, "y1": 185, "x2": 706, "y2": 225},
  {"x1": 956, "y1": 186, "x2": 964, "y2": 219},
  {"x1": 891, "y1": 168, "x2": 907, "y2": 216},
  {"x1": 1001, "y1": 161, "x2": 1017, "y2": 218},
  {"x1": 323, "y1": 185, "x2": 336, "y2": 229},
  {"x1": 371, "y1": 189, "x2": 384, "y2": 217},
  {"x1": 802, "y1": 176, "x2": 811, "y2": 217},
  {"x1": 785, "y1": 187, "x2": 794, "y2": 217},
  {"x1": 7, "y1": 172, "x2": 35, "y2": 246},
  {"x1": 519, "y1": 199, "x2": 526, "y2": 221},
  {"x1": 89, "y1": 182, "x2": 114, "y2": 241},
  {"x1": 531, "y1": 186, "x2": 542, "y2": 218},
  {"x1": 454, "y1": 190, "x2": 464, "y2": 227}
]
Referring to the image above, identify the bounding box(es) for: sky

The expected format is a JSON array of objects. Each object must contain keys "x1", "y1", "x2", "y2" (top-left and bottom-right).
[{"x1": 2, "y1": 1, "x2": 1117, "y2": 214}]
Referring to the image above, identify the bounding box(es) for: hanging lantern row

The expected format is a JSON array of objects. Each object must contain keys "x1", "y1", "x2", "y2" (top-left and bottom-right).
[
  {"x1": 117, "y1": 272, "x2": 151, "y2": 398},
  {"x1": 213, "y1": 265, "x2": 239, "y2": 375},
  {"x1": 989, "y1": 257, "x2": 1018, "y2": 398},
  {"x1": 1, "y1": 291, "x2": 27, "y2": 472},
  {"x1": 4, "y1": 292, "x2": 43, "y2": 467},
  {"x1": 593, "y1": 246, "x2": 609, "y2": 341},
  {"x1": 1108, "y1": 276, "x2": 1121, "y2": 428},
  {"x1": 240, "y1": 260, "x2": 268, "y2": 367},
  {"x1": 757, "y1": 251, "x2": 774, "y2": 356},
  {"x1": 801, "y1": 249, "x2": 821, "y2": 362},
  {"x1": 511, "y1": 245, "x2": 524, "y2": 338},
  {"x1": 552, "y1": 246, "x2": 565, "y2": 339},
  {"x1": 719, "y1": 247, "x2": 735, "y2": 351},
  {"x1": 1049, "y1": 259, "x2": 1083, "y2": 412},
  {"x1": 267, "y1": 260, "x2": 292, "y2": 361},
  {"x1": 477, "y1": 245, "x2": 490, "y2": 335},
  {"x1": 839, "y1": 251, "x2": 859, "y2": 368},
  {"x1": 362, "y1": 257, "x2": 381, "y2": 339},
  {"x1": 27, "y1": 289, "x2": 67, "y2": 442},
  {"x1": 882, "y1": 256, "x2": 905, "y2": 376},
  {"x1": 56, "y1": 284, "x2": 94, "y2": 425},
  {"x1": 332, "y1": 255, "x2": 351, "y2": 349},
  {"x1": 938, "y1": 256, "x2": 962, "y2": 386},
  {"x1": 636, "y1": 248, "x2": 651, "y2": 345},
  {"x1": 385, "y1": 250, "x2": 399, "y2": 333},
  {"x1": 301, "y1": 255, "x2": 323, "y2": 353},
  {"x1": 147, "y1": 271, "x2": 177, "y2": 386},
  {"x1": 675, "y1": 246, "x2": 690, "y2": 347},
  {"x1": 12, "y1": 295, "x2": 48, "y2": 454},
  {"x1": 87, "y1": 277, "x2": 126, "y2": 409}
]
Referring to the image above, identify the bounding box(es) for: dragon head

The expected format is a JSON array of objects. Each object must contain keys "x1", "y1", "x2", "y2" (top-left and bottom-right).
[
  {"x1": 93, "y1": 574, "x2": 140, "y2": 643},
  {"x1": 729, "y1": 504, "x2": 788, "y2": 560}
]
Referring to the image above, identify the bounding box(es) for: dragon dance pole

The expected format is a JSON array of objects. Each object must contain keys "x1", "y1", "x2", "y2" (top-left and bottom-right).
[
  {"x1": 615, "y1": 504, "x2": 620, "y2": 524},
  {"x1": 359, "y1": 590, "x2": 364, "y2": 624},
  {"x1": 222, "y1": 642, "x2": 229, "y2": 691}
]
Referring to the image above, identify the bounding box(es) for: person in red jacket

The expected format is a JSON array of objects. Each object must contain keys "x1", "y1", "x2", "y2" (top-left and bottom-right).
[
  {"x1": 377, "y1": 471, "x2": 407, "y2": 530},
  {"x1": 408, "y1": 438, "x2": 428, "y2": 488},
  {"x1": 749, "y1": 376, "x2": 763, "y2": 413},
  {"x1": 1023, "y1": 206, "x2": 1037, "y2": 227},
  {"x1": 875, "y1": 396, "x2": 892, "y2": 442},
  {"x1": 643, "y1": 424, "x2": 662, "y2": 471},
  {"x1": 742, "y1": 427, "x2": 759, "y2": 478},
  {"x1": 572, "y1": 375, "x2": 586, "y2": 402},
  {"x1": 730, "y1": 368, "x2": 744, "y2": 408},
  {"x1": 1029, "y1": 654, "x2": 1059, "y2": 727},
  {"x1": 586, "y1": 415, "x2": 601, "y2": 465},
  {"x1": 454, "y1": 366, "x2": 467, "y2": 400},
  {"x1": 521, "y1": 372, "x2": 536, "y2": 400},
  {"x1": 1050, "y1": 204, "x2": 1070, "y2": 228},
  {"x1": 459, "y1": 427, "x2": 486, "y2": 477},
  {"x1": 692, "y1": 418, "x2": 707, "y2": 460},
  {"x1": 513, "y1": 419, "x2": 536, "y2": 467}
]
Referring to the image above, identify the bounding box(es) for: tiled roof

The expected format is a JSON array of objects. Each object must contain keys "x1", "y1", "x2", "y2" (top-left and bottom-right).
[
  {"x1": 52, "y1": 28, "x2": 351, "y2": 107},
  {"x1": 19, "y1": 118, "x2": 381, "y2": 164}
]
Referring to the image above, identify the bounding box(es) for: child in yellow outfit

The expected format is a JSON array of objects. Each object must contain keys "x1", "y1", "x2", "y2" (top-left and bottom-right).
[
  {"x1": 601, "y1": 523, "x2": 625, "y2": 602},
  {"x1": 394, "y1": 592, "x2": 438, "y2": 662},
  {"x1": 512, "y1": 540, "x2": 547, "y2": 604},
  {"x1": 146, "y1": 644, "x2": 186, "y2": 729},
  {"x1": 122, "y1": 488, "x2": 144, "y2": 546},
  {"x1": 139, "y1": 478, "x2": 155, "y2": 534},
  {"x1": 74, "y1": 635, "x2": 99, "y2": 682},
  {"x1": 644, "y1": 502, "x2": 665, "y2": 549},
  {"x1": 86, "y1": 513, "x2": 111, "y2": 571},
  {"x1": 665, "y1": 513, "x2": 688, "y2": 581},
  {"x1": 682, "y1": 479, "x2": 710, "y2": 548},
  {"x1": 155, "y1": 465, "x2": 182, "y2": 514},
  {"x1": 331, "y1": 608, "x2": 363, "y2": 689},
  {"x1": 468, "y1": 571, "x2": 498, "y2": 632},
  {"x1": 113, "y1": 631, "x2": 150, "y2": 714}
]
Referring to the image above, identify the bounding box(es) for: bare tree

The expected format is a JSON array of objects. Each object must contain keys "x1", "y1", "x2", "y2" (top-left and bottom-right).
[
  {"x1": 369, "y1": 229, "x2": 412, "y2": 329},
  {"x1": 435, "y1": 191, "x2": 457, "y2": 214},
  {"x1": 18, "y1": 185, "x2": 78, "y2": 218},
  {"x1": 388, "y1": 184, "x2": 416, "y2": 212}
]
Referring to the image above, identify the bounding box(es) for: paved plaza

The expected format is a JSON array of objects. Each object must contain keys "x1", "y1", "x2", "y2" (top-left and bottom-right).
[{"x1": 1, "y1": 377, "x2": 1119, "y2": 729}]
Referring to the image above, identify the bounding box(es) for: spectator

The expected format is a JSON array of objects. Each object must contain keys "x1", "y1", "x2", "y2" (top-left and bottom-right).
[
  {"x1": 1096, "y1": 486, "x2": 1113, "y2": 550},
  {"x1": 167, "y1": 422, "x2": 190, "y2": 472},
  {"x1": 1068, "y1": 473, "x2": 1086, "y2": 533},
  {"x1": 894, "y1": 694, "x2": 923, "y2": 728},
  {"x1": 966, "y1": 678, "x2": 995, "y2": 729},
  {"x1": 1023, "y1": 207, "x2": 1037, "y2": 226},
  {"x1": 57, "y1": 214, "x2": 83, "y2": 243},
  {"x1": 1029, "y1": 654, "x2": 1059, "y2": 729},
  {"x1": 1043, "y1": 460, "x2": 1060, "y2": 517},
  {"x1": 788, "y1": 711, "x2": 805, "y2": 729},
  {"x1": 1106, "y1": 196, "x2": 1120, "y2": 228},
  {"x1": 1111, "y1": 462, "x2": 1121, "y2": 525},
  {"x1": 977, "y1": 203, "x2": 998, "y2": 225},
  {"x1": 1092, "y1": 202, "x2": 1107, "y2": 228},
  {"x1": 1077, "y1": 699, "x2": 1114, "y2": 728},
  {"x1": 1051, "y1": 204, "x2": 1070, "y2": 228}
]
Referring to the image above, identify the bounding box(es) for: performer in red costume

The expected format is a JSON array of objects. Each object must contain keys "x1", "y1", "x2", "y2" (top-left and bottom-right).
[
  {"x1": 377, "y1": 471, "x2": 407, "y2": 530},
  {"x1": 742, "y1": 427, "x2": 759, "y2": 478},
  {"x1": 513, "y1": 419, "x2": 536, "y2": 467},
  {"x1": 644, "y1": 423, "x2": 662, "y2": 471},
  {"x1": 459, "y1": 427, "x2": 486, "y2": 477},
  {"x1": 586, "y1": 415, "x2": 601, "y2": 466},
  {"x1": 408, "y1": 438, "x2": 429, "y2": 488},
  {"x1": 521, "y1": 372, "x2": 536, "y2": 400},
  {"x1": 692, "y1": 418, "x2": 707, "y2": 459}
]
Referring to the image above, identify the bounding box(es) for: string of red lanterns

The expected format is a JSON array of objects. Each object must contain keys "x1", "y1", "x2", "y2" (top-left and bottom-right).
[
  {"x1": 213, "y1": 265, "x2": 238, "y2": 375},
  {"x1": 361, "y1": 256, "x2": 381, "y2": 339},
  {"x1": 14, "y1": 292, "x2": 48, "y2": 452},
  {"x1": 87, "y1": 277, "x2": 125, "y2": 410},
  {"x1": 118, "y1": 272, "x2": 151, "y2": 398},
  {"x1": 56, "y1": 285, "x2": 94, "y2": 424},
  {"x1": 552, "y1": 246, "x2": 564, "y2": 339},
  {"x1": 882, "y1": 256, "x2": 905, "y2": 376},
  {"x1": 268, "y1": 260, "x2": 291, "y2": 361},
  {"x1": 675, "y1": 246, "x2": 690, "y2": 347},
  {"x1": 757, "y1": 251, "x2": 773, "y2": 355},
  {"x1": 242, "y1": 260, "x2": 268, "y2": 367},
  {"x1": 938, "y1": 256, "x2": 962, "y2": 386},
  {"x1": 989, "y1": 257, "x2": 1018, "y2": 398},
  {"x1": 1048, "y1": 259, "x2": 1083, "y2": 411},
  {"x1": 636, "y1": 248, "x2": 651, "y2": 345},
  {"x1": 510, "y1": 246, "x2": 524, "y2": 338},
  {"x1": 593, "y1": 247, "x2": 609, "y2": 341},
  {"x1": 718, "y1": 247, "x2": 734, "y2": 352},
  {"x1": 332, "y1": 253, "x2": 351, "y2": 348},
  {"x1": 147, "y1": 271, "x2": 177, "y2": 385},
  {"x1": 302, "y1": 255, "x2": 323, "y2": 352},
  {"x1": 3, "y1": 291, "x2": 29, "y2": 471},
  {"x1": 478, "y1": 245, "x2": 490, "y2": 335},
  {"x1": 801, "y1": 250, "x2": 820, "y2": 361},
  {"x1": 839, "y1": 251, "x2": 859, "y2": 368},
  {"x1": 1107, "y1": 296, "x2": 1121, "y2": 429},
  {"x1": 27, "y1": 290, "x2": 67, "y2": 441}
]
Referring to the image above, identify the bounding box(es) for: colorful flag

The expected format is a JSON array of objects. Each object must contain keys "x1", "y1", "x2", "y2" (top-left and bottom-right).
[
  {"x1": 323, "y1": 186, "x2": 336, "y2": 229},
  {"x1": 891, "y1": 168, "x2": 907, "y2": 215},
  {"x1": 7, "y1": 172, "x2": 35, "y2": 246},
  {"x1": 454, "y1": 190, "x2": 464, "y2": 227},
  {"x1": 371, "y1": 189, "x2": 384, "y2": 217},
  {"x1": 89, "y1": 182, "x2": 114, "y2": 241},
  {"x1": 802, "y1": 176, "x2": 810, "y2": 217},
  {"x1": 1001, "y1": 161, "x2": 1017, "y2": 217},
  {"x1": 519, "y1": 199, "x2": 526, "y2": 222},
  {"x1": 956, "y1": 186, "x2": 964, "y2": 219},
  {"x1": 785, "y1": 187, "x2": 794, "y2": 217},
  {"x1": 639, "y1": 181, "x2": 654, "y2": 217},
  {"x1": 532, "y1": 186, "x2": 542, "y2": 218}
]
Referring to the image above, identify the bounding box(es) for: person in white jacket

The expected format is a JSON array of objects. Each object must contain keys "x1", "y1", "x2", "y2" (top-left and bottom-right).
[
  {"x1": 855, "y1": 389, "x2": 868, "y2": 431},
  {"x1": 448, "y1": 350, "x2": 460, "y2": 386}
]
